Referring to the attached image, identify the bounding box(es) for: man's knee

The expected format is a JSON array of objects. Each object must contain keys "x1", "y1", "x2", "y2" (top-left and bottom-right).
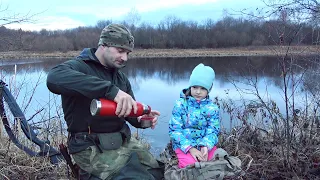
[
  {"x1": 113, "y1": 152, "x2": 156, "y2": 180},
  {"x1": 78, "y1": 168, "x2": 102, "y2": 180}
]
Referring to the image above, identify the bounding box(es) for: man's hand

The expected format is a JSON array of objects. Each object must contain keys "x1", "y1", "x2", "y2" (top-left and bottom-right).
[
  {"x1": 200, "y1": 146, "x2": 208, "y2": 161},
  {"x1": 148, "y1": 110, "x2": 160, "y2": 129},
  {"x1": 113, "y1": 90, "x2": 137, "y2": 117},
  {"x1": 138, "y1": 110, "x2": 160, "y2": 129},
  {"x1": 189, "y1": 147, "x2": 205, "y2": 162}
]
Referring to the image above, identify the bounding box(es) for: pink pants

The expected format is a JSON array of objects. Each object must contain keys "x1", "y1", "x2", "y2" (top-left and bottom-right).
[{"x1": 175, "y1": 146, "x2": 217, "y2": 168}]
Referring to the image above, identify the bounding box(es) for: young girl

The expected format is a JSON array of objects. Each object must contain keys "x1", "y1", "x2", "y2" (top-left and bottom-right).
[{"x1": 169, "y1": 63, "x2": 220, "y2": 169}]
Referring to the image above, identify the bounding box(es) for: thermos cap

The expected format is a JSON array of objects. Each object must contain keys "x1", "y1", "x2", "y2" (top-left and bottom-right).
[
  {"x1": 140, "y1": 116, "x2": 153, "y2": 128},
  {"x1": 90, "y1": 99, "x2": 101, "y2": 116},
  {"x1": 142, "y1": 104, "x2": 151, "y2": 114}
]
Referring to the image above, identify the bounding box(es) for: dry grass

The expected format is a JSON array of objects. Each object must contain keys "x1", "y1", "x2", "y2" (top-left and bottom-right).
[
  {"x1": 219, "y1": 126, "x2": 320, "y2": 179},
  {"x1": 1, "y1": 115, "x2": 319, "y2": 179},
  {"x1": 0, "y1": 45, "x2": 319, "y2": 59},
  {"x1": 0, "y1": 128, "x2": 156, "y2": 180},
  {"x1": 160, "y1": 125, "x2": 320, "y2": 179},
  {"x1": 0, "y1": 137, "x2": 69, "y2": 180}
]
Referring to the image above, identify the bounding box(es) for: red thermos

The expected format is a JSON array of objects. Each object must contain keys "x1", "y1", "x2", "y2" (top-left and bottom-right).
[{"x1": 90, "y1": 98, "x2": 153, "y2": 128}]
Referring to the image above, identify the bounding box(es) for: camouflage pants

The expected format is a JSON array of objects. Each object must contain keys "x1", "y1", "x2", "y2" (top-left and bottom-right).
[{"x1": 72, "y1": 138, "x2": 160, "y2": 180}]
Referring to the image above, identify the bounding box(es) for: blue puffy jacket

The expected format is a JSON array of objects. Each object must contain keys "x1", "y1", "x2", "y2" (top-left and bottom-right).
[{"x1": 169, "y1": 89, "x2": 220, "y2": 153}]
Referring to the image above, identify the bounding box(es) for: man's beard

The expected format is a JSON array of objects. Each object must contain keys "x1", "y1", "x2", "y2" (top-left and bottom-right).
[{"x1": 115, "y1": 61, "x2": 126, "y2": 68}]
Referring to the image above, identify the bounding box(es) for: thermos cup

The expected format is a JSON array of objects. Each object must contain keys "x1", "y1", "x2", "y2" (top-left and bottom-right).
[{"x1": 90, "y1": 98, "x2": 153, "y2": 128}]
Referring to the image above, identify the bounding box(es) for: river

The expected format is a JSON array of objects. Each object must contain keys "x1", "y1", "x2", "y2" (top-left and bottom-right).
[{"x1": 0, "y1": 55, "x2": 317, "y2": 155}]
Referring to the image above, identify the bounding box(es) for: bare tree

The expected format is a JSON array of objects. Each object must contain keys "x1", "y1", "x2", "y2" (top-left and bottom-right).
[
  {"x1": 0, "y1": 5, "x2": 41, "y2": 51},
  {"x1": 0, "y1": 7, "x2": 37, "y2": 26},
  {"x1": 218, "y1": 0, "x2": 320, "y2": 178}
]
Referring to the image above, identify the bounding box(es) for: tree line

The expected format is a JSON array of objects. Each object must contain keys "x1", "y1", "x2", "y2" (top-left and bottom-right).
[{"x1": 0, "y1": 15, "x2": 319, "y2": 52}]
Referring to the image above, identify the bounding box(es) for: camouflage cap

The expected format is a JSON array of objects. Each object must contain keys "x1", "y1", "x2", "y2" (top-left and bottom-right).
[{"x1": 98, "y1": 24, "x2": 134, "y2": 52}]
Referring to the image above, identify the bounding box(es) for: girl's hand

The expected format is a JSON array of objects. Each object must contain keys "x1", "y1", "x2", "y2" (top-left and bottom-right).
[
  {"x1": 189, "y1": 147, "x2": 205, "y2": 162},
  {"x1": 200, "y1": 146, "x2": 208, "y2": 161}
]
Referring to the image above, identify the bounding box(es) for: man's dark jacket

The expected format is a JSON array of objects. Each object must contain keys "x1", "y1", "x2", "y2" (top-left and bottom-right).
[{"x1": 47, "y1": 48, "x2": 142, "y2": 134}]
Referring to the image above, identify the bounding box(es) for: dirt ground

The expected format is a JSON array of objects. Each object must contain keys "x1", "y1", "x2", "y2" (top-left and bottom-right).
[{"x1": 0, "y1": 45, "x2": 319, "y2": 59}]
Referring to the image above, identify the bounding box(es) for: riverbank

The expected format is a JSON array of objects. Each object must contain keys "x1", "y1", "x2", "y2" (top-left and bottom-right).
[{"x1": 0, "y1": 45, "x2": 318, "y2": 59}]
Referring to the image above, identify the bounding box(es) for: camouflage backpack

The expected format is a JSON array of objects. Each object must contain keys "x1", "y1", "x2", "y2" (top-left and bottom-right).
[{"x1": 162, "y1": 148, "x2": 243, "y2": 180}]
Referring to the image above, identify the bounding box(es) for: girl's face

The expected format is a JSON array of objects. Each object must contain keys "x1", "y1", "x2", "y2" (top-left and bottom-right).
[{"x1": 190, "y1": 86, "x2": 208, "y2": 100}]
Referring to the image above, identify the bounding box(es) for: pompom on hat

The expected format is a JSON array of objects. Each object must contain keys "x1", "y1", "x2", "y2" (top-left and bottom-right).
[{"x1": 189, "y1": 63, "x2": 215, "y2": 92}]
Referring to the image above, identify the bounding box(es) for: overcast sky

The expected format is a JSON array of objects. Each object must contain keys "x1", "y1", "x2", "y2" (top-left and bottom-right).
[{"x1": 1, "y1": 0, "x2": 266, "y2": 31}]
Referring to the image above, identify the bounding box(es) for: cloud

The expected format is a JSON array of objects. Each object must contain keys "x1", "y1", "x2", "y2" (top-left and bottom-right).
[
  {"x1": 135, "y1": 0, "x2": 218, "y2": 12},
  {"x1": 5, "y1": 16, "x2": 85, "y2": 31},
  {"x1": 53, "y1": 0, "x2": 219, "y2": 19},
  {"x1": 2, "y1": 0, "x2": 261, "y2": 31},
  {"x1": 56, "y1": 6, "x2": 132, "y2": 19}
]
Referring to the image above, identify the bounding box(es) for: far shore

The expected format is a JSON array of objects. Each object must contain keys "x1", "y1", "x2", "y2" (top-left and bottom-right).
[{"x1": 0, "y1": 45, "x2": 318, "y2": 60}]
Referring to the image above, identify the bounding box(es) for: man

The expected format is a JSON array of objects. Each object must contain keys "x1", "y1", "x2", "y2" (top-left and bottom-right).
[{"x1": 47, "y1": 24, "x2": 163, "y2": 180}]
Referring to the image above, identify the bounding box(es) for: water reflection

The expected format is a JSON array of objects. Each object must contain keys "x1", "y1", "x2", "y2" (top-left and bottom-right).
[
  {"x1": 1, "y1": 56, "x2": 316, "y2": 84},
  {"x1": 0, "y1": 56, "x2": 318, "y2": 154}
]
